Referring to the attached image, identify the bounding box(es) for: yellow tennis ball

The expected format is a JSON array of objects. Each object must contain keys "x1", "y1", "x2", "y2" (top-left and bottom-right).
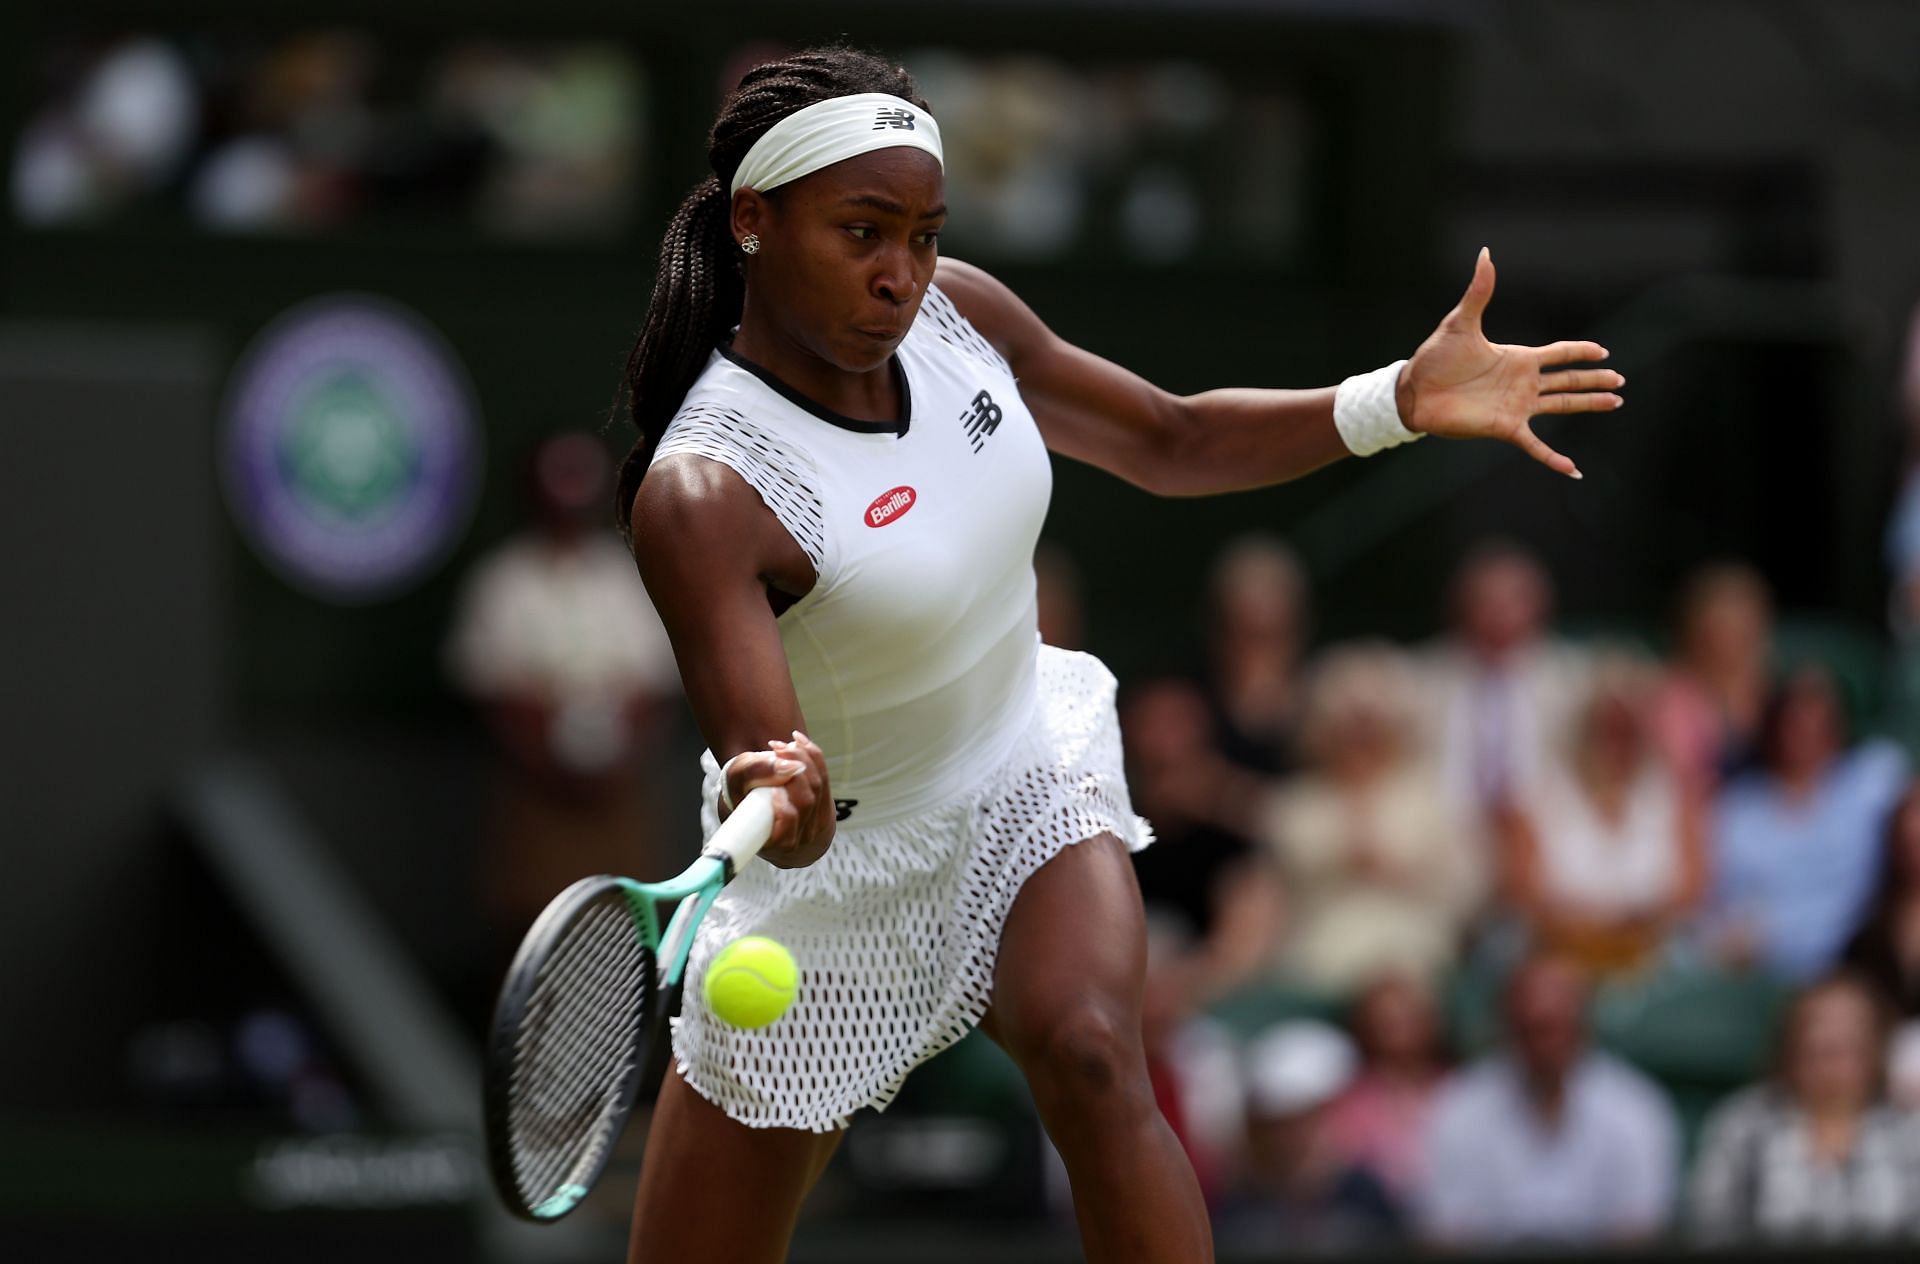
[{"x1": 703, "y1": 936, "x2": 799, "y2": 1029}]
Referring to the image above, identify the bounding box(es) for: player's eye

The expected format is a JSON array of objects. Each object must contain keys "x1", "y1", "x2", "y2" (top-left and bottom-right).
[
  {"x1": 847, "y1": 225, "x2": 875, "y2": 240},
  {"x1": 914, "y1": 230, "x2": 941, "y2": 246}
]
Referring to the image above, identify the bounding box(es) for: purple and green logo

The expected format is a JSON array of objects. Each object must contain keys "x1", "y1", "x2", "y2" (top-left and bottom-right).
[{"x1": 221, "y1": 295, "x2": 481, "y2": 602}]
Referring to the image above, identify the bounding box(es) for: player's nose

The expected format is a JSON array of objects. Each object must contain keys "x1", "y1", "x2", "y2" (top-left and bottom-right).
[{"x1": 872, "y1": 246, "x2": 917, "y2": 305}]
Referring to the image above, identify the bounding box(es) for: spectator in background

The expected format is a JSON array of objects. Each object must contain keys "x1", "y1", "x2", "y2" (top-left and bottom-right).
[
  {"x1": 1651, "y1": 563, "x2": 1773, "y2": 789},
  {"x1": 1417, "y1": 539, "x2": 1591, "y2": 846},
  {"x1": 1705, "y1": 665, "x2": 1909, "y2": 982},
  {"x1": 1153, "y1": 644, "x2": 1475, "y2": 993},
  {"x1": 1844, "y1": 785, "x2": 1920, "y2": 1017},
  {"x1": 12, "y1": 38, "x2": 199, "y2": 225},
  {"x1": 1322, "y1": 975, "x2": 1450, "y2": 1218},
  {"x1": 446, "y1": 432, "x2": 680, "y2": 938},
  {"x1": 1497, "y1": 654, "x2": 1708, "y2": 978},
  {"x1": 1256, "y1": 645, "x2": 1476, "y2": 993},
  {"x1": 1889, "y1": 1023, "x2": 1920, "y2": 1113},
  {"x1": 1690, "y1": 973, "x2": 1920, "y2": 1244},
  {"x1": 1124, "y1": 678, "x2": 1286, "y2": 1016},
  {"x1": 1422, "y1": 955, "x2": 1679, "y2": 1246},
  {"x1": 1215, "y1": 1021, "x2": 1403, "y2": 1251},
  {"x1": 1122, "y1": 678, "x2": 1286, "y2": 1195},
  {"x1": 1202, "y1": 534, "x2": 1310, "y2": 775}
]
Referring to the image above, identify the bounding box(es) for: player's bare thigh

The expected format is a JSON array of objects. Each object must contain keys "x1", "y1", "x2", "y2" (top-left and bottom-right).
[
  {"x1": 977, "y1": 831, "x2": 1146, "y2": 1051},
  {"x1": 628, "y1": 1063, "x2": 844, "y2": 1264}
]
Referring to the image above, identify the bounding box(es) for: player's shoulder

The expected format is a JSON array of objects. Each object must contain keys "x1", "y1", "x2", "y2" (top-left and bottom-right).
[
  {"x1": 630, "y1": 445, "x2": 775, "y2": 562},
  {"x1": 929, "y1": 256, "x2": 1006, "y2": 308},
  {"x1": 631, "y1": 445, "x2": 726, "y2": 513},
  {"x1": 929, "y1": 257, "x2": 1049, "y2": 364}
]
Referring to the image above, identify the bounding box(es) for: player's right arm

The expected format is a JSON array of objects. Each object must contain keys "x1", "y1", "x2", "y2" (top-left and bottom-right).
[{"x1": 629, "y1": 454, "x2": 835, "y2": 867}]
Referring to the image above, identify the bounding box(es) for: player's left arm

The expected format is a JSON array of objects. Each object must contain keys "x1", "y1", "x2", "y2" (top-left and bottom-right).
[{"x1": 934, "y1": 252, "x2": 1623, "y2": 495}]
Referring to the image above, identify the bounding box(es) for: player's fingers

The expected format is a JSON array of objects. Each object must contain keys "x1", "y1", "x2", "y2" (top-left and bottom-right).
[
  {"x1": 1533, "y1": 339, "x2": 1609, "y2": 366},
  {"x1": 780, "y1": 733, "x2": 837, "y2": 819},
  {"x1": 1513, "y1": 422, "x2": 1582, "y2": 480},
  {"x1": 773, "y1": 733, "x2": 837, "y2": 853},
  {"x1": 783, "y1": 731, "x2": 830, "y2": 780},
  {"x1": 1536, "y1": 389, "x2": 1624, "y2": 414},
  {"x1": 1539, "y1": 368, "x2": 1625, "y2": 394},
  {"x1": 1455, "y1": 247, "x2": 1496, "y2": 324},
  {"x1": 738, "y1": 751, "x2": 806, "y2": 785},
  {"x1": 774, "y1": 757, "x2": 817, "y2": 815},
  {"x1": 766, "y1": 788, "x2": 802, "y2": 852},
  {"x1": 770, "y1": 740, "x2": 828, "y2": 808},
  {"x1": 731, "y1": 752, "x2": 805, "y2": 812}
]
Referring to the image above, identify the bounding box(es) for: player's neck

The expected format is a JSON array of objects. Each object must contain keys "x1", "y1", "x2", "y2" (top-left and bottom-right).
[{"x1": 731, "y1": 303, "x2": 901, "y2": 425}]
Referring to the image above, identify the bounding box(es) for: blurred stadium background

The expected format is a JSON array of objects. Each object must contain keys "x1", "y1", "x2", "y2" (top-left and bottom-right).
[{"x1": 7, "y1": 1, "x2": 1920, "y2": 1261}]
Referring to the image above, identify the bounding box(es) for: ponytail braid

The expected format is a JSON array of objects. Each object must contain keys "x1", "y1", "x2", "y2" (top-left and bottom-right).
[
  {"x1": 613, "y1": 44, "x2": 931, "y2": 538},
  {"x1": 613, "y1": 175, "x2": 739, "y2": 534}
]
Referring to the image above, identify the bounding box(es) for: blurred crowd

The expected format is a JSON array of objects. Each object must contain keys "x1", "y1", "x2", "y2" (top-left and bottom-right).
[
  {"x1": 1095, "y1": 532, "x2": 1920, "y2": 1250},
  {"x1": 12, "y1": 34, "x2": 639, "y2": 237}
]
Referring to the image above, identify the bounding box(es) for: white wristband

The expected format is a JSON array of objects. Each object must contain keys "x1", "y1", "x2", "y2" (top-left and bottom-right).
[{"x1": 1333, "y1": 360, "x2": 1422, "y2": 457}]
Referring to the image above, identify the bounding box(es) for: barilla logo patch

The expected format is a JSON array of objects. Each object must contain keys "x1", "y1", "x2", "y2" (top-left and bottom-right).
[{"x1": 865, "y1": 485, "x2": 917, "y2": 527}]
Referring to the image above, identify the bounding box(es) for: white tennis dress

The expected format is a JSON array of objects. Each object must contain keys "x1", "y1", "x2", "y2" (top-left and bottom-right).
[{"x1": 648, "y1": 282, "x2": 1153, "y2": 1131}]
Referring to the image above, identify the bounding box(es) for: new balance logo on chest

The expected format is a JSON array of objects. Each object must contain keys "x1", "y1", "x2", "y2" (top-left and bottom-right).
[
  {"x1": 961, "y1": 390, "x2": 1003, "y2": 453},
  {"x1": 873, "y1": 107, "x2": 916, "y2": 131}
]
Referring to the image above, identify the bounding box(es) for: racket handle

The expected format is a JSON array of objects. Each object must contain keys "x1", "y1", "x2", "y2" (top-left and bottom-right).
[{"x1": 703, "y1": 785, "x2": 776, "y2": 879}]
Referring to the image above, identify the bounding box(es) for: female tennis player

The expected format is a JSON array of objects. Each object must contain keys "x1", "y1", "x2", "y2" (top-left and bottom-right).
[{"x1": 616, "y1": 46, "x2": 1622, "y2": 1263}]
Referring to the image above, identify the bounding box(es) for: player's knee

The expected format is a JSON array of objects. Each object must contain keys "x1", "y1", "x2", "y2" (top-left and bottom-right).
[{"x1": 1026, "y1": 1003, "x2": 1146, "y2": 1109}]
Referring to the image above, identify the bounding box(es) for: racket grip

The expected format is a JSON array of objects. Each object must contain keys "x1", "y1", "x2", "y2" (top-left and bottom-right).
[{"x1": 703, "y1": 785, "x2": 776, "y2": 879}]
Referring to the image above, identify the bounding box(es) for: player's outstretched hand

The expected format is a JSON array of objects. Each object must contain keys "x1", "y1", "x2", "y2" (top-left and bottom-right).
[
  {"x1": 1396, "y1": 247, "x2": 1624, "y2": 480},
  {"x1": 725, "y1": 730, "x2": 836, "y2": 868}
]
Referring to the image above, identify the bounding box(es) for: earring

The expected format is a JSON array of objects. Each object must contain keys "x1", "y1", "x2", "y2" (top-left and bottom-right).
[{"x1": 741, "y1": 233, "x2": 761, "y2": 256}]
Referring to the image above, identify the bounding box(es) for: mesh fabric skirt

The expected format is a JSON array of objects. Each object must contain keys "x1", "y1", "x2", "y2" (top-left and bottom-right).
[{"x1": 670, "y1": 644, "x2": 1154, "y2": 1132}]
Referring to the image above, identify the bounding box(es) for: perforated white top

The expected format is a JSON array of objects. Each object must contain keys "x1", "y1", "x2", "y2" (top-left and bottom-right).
[{"x1": 650, "y1": 284, "x2": 1053, "y2": 825}]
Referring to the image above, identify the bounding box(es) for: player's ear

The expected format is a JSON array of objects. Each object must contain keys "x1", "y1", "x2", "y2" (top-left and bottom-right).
[{"x1": 731, "y1": 188, "x2": 770, "y2": 249}]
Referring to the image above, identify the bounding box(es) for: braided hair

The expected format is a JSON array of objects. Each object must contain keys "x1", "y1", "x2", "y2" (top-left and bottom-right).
[{"x1": 613, "y1": 46, "x2": 932, "y2": 537}]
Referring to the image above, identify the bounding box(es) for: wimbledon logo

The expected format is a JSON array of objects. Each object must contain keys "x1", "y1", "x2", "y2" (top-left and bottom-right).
[{"x1": 220, "y1": 295, "x2": 482, "y2": 602}]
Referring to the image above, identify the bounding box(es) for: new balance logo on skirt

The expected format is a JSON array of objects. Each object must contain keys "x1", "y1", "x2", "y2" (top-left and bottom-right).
[
  {"x1": 864, "y1": 485, "x2": 916, "y2": 527},
  {"x1": 873, "y1": 107, "x2": 916, "y2": 130}
]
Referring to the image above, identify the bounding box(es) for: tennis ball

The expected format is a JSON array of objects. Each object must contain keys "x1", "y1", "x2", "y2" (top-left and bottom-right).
[{"x1": 703, "y1": 936, "x2": 799, "y2": 1029}]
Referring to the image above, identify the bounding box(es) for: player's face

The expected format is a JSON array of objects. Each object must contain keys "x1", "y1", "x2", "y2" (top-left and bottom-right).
[{"x1": 746, "y1": 148, "x2": 945, "y2": 373}]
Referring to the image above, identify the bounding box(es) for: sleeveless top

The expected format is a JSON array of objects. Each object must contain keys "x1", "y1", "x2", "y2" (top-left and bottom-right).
[
  {"x1": 1531, "y1": 762, "x2": 1684, "y2": 917},
  {"x1": 648, "y1": 283, "x2": 1053, "y2": 825}
]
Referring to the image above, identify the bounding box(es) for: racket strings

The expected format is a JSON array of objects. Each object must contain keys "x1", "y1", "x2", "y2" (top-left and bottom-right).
[
  {"x1": 517, "y1": 927, "x2": 640, "y2": 1105},
  {"x1": 506, "y1": 894, "x2": 657, "y2": 1204},
  {"x1": 510, "y1": 910, "x2": 648, "y2": 1197},
  {"x1": 512, "y1": 905, "x2": 646, "y2": 1143}
]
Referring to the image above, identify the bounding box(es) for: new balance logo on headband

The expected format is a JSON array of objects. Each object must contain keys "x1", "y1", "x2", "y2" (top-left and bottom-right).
[
  {"x1": 873, "y1": 107, "x2": 916, "y2": 131},
  {"x1": 961, "y1": 390, "x2": 1003, "y2": 452}
]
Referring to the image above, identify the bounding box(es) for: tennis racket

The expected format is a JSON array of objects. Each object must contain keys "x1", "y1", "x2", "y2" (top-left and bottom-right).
[{"x1": 483, "y1": 786, "x2": 777, "y2": 1222}]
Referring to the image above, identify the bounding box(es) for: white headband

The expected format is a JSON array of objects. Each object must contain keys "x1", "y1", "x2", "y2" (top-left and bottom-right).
[{"x1": 729, "y1": 92, "x2": 943, "y2": 197}]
